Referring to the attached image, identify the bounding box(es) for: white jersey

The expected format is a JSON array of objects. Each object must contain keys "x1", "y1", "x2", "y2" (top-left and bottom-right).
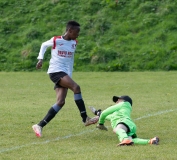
[{"x1": 37, "y1": 36, "x2": 78, "y2": 77}]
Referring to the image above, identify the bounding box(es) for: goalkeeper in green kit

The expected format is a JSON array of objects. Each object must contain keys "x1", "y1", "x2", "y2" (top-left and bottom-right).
[{"x1": 89, "y1": 95, "x2": 159, "y2": 146}]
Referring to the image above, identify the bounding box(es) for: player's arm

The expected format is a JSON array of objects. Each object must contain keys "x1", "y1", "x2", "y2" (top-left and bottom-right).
[
  {"x1": 36, "y1": 38, "x2": 53, "y2": 69},
  {"x1": 99, "y1": 103, "x2": 121, "y2": 124},
  {"x1": 96, "y1": 103, "x2": 121, "y2": 131}
]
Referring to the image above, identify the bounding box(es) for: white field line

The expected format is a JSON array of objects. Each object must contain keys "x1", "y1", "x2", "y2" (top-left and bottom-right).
[
  {"x1": 0, "y1": 109, "x2": 176, "y2": 153},
  {"x1": 134, "y1": 109, "x2": 175, "y2": 121}
]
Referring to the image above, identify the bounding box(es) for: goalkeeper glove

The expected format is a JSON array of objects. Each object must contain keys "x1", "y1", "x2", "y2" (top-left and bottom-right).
[{"x1": 96, "y1": 124, "x2": 108, "y2": 131}]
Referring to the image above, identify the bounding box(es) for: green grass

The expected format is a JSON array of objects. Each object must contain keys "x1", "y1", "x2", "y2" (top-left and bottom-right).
[
  {"x1": 1, "y1": 0, "x2": 177, "y2": 71},
  {"x1": 0, "y1": 72, "x2": 177, "y2": 160}
]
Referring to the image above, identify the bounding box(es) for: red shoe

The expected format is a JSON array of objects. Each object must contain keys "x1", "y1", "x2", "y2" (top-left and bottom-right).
[
  {"x1": 32, "y1": 124, "x2": 42, "y2": 137},
  {"x1": 117, "y1": 139, "x2": 134, "y2": 146}
]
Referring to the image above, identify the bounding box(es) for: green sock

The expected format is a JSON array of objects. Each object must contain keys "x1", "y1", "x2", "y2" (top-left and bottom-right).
[
  {"x1": 115, "y1": 128, "x2": 129, "y2": 142},
  {"x1": 132, "y1": 138, "x2": 150, "y2": 145}
]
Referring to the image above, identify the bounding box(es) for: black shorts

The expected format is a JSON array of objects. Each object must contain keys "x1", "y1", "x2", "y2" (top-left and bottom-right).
[{"x1": 49, "y1": 72, "x2": 67, "y2": 89}]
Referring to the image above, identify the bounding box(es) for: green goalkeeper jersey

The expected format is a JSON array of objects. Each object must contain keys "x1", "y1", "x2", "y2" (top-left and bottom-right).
[{"x1": 99, "y1": 101, "x2": 136, "y2": 130}]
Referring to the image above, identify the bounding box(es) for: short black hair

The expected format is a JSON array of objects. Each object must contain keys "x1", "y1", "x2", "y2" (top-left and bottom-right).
[{"x1": 66, "y1": 20, "x2": 80, "y2": 30}]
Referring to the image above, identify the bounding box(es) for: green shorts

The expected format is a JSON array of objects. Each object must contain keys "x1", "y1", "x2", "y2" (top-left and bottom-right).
[{"x1": 116, "y1": 118, "x2": 137, "y2": 137}]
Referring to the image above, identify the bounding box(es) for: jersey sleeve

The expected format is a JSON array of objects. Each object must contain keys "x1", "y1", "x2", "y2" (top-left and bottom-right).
[
  {"x1": 37, "y1": 37, "x2": 54, "y2": 60},
  {"x1": 99, "y1": 103, "x2": 122, "y2": 124},
  {"x1": 105, "y1": 114, "x2": 112, "y2": 121}
]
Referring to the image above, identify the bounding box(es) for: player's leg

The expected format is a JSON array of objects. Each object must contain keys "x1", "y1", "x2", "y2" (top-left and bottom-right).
[
  {"x1": 113, "y1": 123, "x2": 134, "y2": 146},
  {"x1": 132, "y1": 137, "x2": 159, "y2": 145},
  {"x1": 59, "y1": 74, "x2": 98, "y2": 126},
  {"x1": 32, "y1": 87, "x2": 67, "y2": 137},
  {"x1": 39, "y1": 87, "x2": 67, "y2": 126},
  {"x1": 32, "y1": 72, "x2": 67, "y2": 137},
  {"x1": 132, "y1": 138, "x2": 149, "y2": 144}
]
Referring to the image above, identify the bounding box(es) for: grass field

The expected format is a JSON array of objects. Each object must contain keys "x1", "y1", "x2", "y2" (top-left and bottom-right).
[{"x1": 0, "y1": 72, "x2": 177, "y2": 160}]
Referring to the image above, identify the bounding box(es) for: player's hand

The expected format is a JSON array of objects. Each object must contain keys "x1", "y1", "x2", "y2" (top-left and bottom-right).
[
  {"x1": 96, "y1": 124, "x2": 108, "y2": 131},
  {"x1": 36, "y1": 59, "x2": 43, "y2": 69}
]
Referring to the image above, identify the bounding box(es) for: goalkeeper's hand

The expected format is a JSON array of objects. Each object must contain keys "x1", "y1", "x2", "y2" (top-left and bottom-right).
[{"x1": 96, "y1": 124, "x2": 108, "y2": 131}]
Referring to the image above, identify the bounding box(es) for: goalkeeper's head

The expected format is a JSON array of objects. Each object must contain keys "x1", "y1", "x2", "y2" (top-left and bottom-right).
[{"x1": 112, "y1": 95, "x2": 132, "y2": 106}]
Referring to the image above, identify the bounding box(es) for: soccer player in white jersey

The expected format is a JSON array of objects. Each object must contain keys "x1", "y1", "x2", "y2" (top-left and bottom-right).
[{"x1": 32, "y1": 20, "x2": 98, "y2": 137}]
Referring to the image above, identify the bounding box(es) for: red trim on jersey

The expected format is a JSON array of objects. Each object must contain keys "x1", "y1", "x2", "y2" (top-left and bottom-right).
[{"x1": 53, "y1": 36, "x2": 62, "y2": 49}]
